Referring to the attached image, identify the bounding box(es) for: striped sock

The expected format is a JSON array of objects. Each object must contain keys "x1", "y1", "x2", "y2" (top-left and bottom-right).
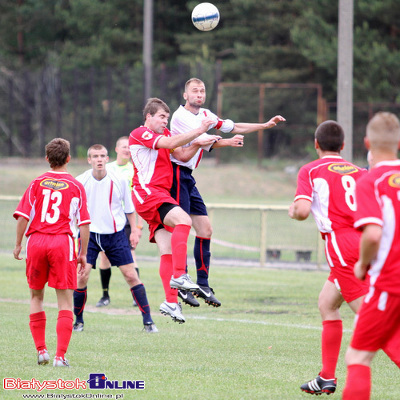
[
  {"x1": 131, "y1": 284, "x2": 153, "y2": 325},
  {"x1": 73, "y1": 287, "x2": 87, "y2": 324}
]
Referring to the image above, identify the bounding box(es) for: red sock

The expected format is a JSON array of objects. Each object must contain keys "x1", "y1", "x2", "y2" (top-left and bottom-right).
[
  {"x1": 159, "y1": 254, "x2": 178, "y2": 303},
  {"x1": 382, "y1": 324, "x2": 400, "y2": 367},
  {"x1": 29, "y1": 311, "x2": 47, "y2": 351},
  {"x1": 56, "y1": 310, "x2": 73, "y2": 358},
  {"x1": 342, "y1": 364, "x2": 371, "y2": 400},
  {"x1": 320, "y1": 319, "x2": 343, "y2": 379},
  {"x1": 171, "y1": 224, "x2": 191, "y2": 277}
]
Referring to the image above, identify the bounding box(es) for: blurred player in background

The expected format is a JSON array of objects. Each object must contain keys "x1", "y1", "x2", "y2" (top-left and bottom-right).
[
  {"x1": 129, "y1": 97, "x2": 218, "y2": 323},
  {"x1": 289, "y1": 120, "x2": 369, "y2": 395},
  {"x1": 343, "y1": 112, "x2": 400, "y2": 400},
  {"x1": 95, "y1": 136, "x2": 143, "y2": 308},
  {"x1": 13, "y1": 138, "x2": 90, "y2": 367},
  {"x1": 170, "y1": 77, "x2": 285, "y2": 307},
  {"x1": 73, "y1": 144, "x2": 158, "y2": 333}
]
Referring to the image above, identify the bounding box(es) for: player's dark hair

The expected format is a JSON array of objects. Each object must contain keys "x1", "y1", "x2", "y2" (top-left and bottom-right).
[
  {"x1": 315, "y1": 120, "x2": 344, "y2": 152},
  {"x1": 87, "y1": 144, "x2": 107, "y2": 158},
  {"x1": 143, "y1": 98, "x2": 170, "y2": 120},
  {"x1": 45, "y1": 138, "x2": 70, "y2": 168}
]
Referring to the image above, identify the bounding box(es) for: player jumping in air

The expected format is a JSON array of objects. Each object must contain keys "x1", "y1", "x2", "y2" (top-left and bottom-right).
[{"x1": 170, "y1": 77, "x2": 285, "y2": 307}]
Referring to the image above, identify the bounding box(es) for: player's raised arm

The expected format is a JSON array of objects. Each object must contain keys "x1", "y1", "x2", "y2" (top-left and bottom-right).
[
  {"x1": 212, "y1": 134, "x2": 244, "y2": 149},
  {"x1": 232, "y1": 115, "x2": 286, "y2": 134},
  {"x1": 157, "y1": 117, "x2": 215, "y2": 149},
  {"x1": 173, "y1": 133, "x2": 222, "y2": 162}
]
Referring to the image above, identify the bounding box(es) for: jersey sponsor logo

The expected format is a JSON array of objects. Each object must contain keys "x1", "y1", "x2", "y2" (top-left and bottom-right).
[
  {"x1": 40, "y1": 179, "x2": 69, "y2": 190},
  {"x1": 141, "y1": 131, "x2": 153, "y2": 140},
  {"x1": 388, "y1": 173, "x2": 400, "y2": 188},
  {"x1": 327, "y1": 164, "x2": 359, "y2": 175}
]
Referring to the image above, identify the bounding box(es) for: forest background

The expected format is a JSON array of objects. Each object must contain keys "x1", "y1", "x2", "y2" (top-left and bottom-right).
[{"x1": 0, "y1": 0, "x2": 399, "y2": 161}]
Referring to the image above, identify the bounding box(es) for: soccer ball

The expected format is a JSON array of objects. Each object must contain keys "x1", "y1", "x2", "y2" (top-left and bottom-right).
[{"x1": 191, "y1": 3, "x2": 220, "y2": 32}]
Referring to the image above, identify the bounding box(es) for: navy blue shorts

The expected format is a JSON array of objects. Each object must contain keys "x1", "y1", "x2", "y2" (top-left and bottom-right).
[
  {"x1": 87, "y1": 230, "x2": 133, "y2": 268},
  {"x1": 171, "y1": 163, "x2": 208, "y2": 216}
]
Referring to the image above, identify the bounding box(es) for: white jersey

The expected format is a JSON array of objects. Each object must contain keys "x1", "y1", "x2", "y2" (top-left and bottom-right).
[
  {"x1": 170, "y1": 105, "x2": 234, "y2": 170},
  {"x1": 76, "y1": 169, "x2": 135, "y2": 234}
]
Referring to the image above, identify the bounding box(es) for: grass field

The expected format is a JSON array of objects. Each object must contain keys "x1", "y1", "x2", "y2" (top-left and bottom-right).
[
  {"x1": 1, "y1": 157, "x2": 397, "y2": 399},
  {"x1": 1, "y1": 254, "x2": 399, "y2": 400}
]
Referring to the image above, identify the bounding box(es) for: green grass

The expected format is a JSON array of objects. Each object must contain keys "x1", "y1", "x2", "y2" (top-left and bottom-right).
[{"x1": 1, "y1": 254, "x2": 399, "y2": 400}]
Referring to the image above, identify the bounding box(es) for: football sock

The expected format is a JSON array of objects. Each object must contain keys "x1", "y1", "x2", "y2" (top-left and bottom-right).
[
  {"x1": 194, "y1": 236, "x2": 211, "y2": 287},
  {"x1": 29, "y1": 311, "x2": 47, "y2": 351},
  {"x1": 73, "y1": 287, "x2": 87, "y2": 324},
  {"x1": 100, "y1": 268, "x2": 111, "y2": 298},
  {"x1": 320, "y1": 319, "x2": 343, "y2": 379},
  {"x1": 342, "y1": 364, "x2": 371, "y2": 400},
  {"x1": 171, "y1": 224, "x2": 191, "y2": 277},
  {"x1": 131, "y1": 284, "x2": 153, "y2": 325},
  {"x1": 382, "y1": 324, "x2": 400, "y2": 367},
  {"x1": 56, "y1": 310, "x2": 73, "y2": 358},
  {"x1": 160, "y1": 254, "x2": 177, "y2": 303}
]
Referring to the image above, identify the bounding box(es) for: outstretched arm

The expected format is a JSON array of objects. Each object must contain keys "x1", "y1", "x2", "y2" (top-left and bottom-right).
[
  {"x1": 173, "y1": 134, "x2": 222, "y2": 162},
  {"x1": 232, "y1": 115, "x2": 286, "y2": 134},
  {"x1": 212, "y1": 134, "x2": 244, "y2": 149},
  {"x1": 157, "y1": 117, "x2": 215, "y2": 149}
]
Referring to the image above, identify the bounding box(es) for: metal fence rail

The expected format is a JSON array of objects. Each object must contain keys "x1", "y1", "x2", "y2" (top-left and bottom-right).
[{"x1": 1, "y1": 196, "x2": 325, "y2": 269}]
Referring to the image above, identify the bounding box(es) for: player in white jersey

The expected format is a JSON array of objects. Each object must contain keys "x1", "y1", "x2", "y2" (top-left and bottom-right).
[
  {"x1": 170, "y1": 77, "x2": 286, "y2": 307},
  {"x1": 95, "y1": 136, "x2": 144, "y2": 308},
  {"x1": 73, "y1": 144, "x2": 158, "y2": 333}
]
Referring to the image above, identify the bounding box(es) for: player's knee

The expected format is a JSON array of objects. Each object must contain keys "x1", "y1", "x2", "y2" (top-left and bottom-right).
[
  {"x1": 318, "y1": 297, "x2": 340, "y2": 318},
  {"x1": 180, "y1": 214, "x2": 192, "y2": 226}
]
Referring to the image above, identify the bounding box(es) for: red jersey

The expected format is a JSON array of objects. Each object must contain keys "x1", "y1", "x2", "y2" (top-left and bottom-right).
[
  {"x1": 129, "y1": 126, "x2": 173, "y2": 192},
  {"x1": 354, "y1": 160, "x2": 400, "y2": 295},
  {"x1": 295, "y1": 155, "x2": 367, "y2": 233},
  {"x1": 13, "y1": 171, "x2": 91, "y2": 237}
]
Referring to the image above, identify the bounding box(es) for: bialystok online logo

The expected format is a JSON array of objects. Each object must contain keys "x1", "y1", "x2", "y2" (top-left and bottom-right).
[{"x1": 3, "y1": 374, "x2": 145, "y2": 392}]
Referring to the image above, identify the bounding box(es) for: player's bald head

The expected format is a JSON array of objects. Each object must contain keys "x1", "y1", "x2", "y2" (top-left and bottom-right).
[{"x1": 366, "y1": 112, "x2": 400, "y2": 152}]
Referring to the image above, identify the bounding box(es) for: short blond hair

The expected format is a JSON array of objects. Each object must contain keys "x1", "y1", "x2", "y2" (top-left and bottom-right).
[
  {"x1": 87, "y1": 144, "x2": 107, "y2": 158},
  {"x1": 184, "y1": 77, "x2": 205, "y2": 92},
  {"x1": 115, "y1": 136, "x2": 129, "y2": 147},
  {"x1": 367, "y1": 112, "x2": 400, "y2": 152}
]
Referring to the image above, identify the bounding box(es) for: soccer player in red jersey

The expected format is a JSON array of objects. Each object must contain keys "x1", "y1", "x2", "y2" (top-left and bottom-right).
[
  {"x1": 13, "y1": 138, "x2": 90, "y2": 367},
  {"x1": 289, "y1": 120, "x2": 369, "y2": 395},
  {"x1": 342, "y1": 112, "x2": 400, "y2": 400},
  {"x1": 129, "y1": 97, "x2": 218, "y2": 323}
]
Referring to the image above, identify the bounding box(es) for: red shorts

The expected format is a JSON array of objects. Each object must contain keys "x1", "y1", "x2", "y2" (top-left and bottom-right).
[
  {"x1": 325, "y1": 229, "x2": 368, "y2": 303},
  {"x1": 26, "y1": 232, "x2": 77, "y2": 290},
  {"x1": 327, "y1": 268, "x2": 368, "y2": 303},
  {"x1": 351, "y1": 287, "x2": 400, "y2": 352},
  {"x1": 132, "y1": 185, "x2": 176, "y2": 243}
]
